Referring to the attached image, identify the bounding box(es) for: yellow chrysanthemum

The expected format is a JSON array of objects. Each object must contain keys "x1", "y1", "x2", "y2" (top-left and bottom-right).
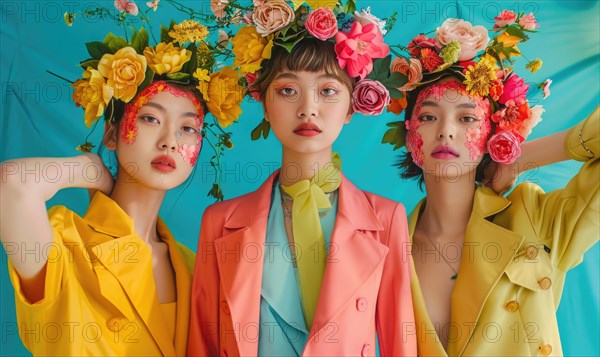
[
  {"x1": 144, "y1": 42, "x2": 191, "y2": 75},
  {"x1": 169, "y1": 20, "x2": 209, "y2": 44},
  {"x1": 197, "y1": 67, "x2": 243, "y2": 128},
  {"x1": 526, "y1": 58, "x2": 543, "y2": 73},
  {"x1": 464, "y1": 58, "x2": 498, "y2": 97}
]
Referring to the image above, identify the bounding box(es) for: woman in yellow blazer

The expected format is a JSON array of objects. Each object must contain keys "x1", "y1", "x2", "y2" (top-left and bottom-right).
[
  {"x1": 0, "y1": 19, "x2": 224, "y2": 354},
  {"x1": 383, "y1": 12, "x2": 599, "y2": 356}
]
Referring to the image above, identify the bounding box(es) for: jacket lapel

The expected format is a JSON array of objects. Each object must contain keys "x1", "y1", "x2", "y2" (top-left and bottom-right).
[
  {"x1": 84, "y1": 193, "x2": 177, "y2": 356},
  {"x1": 305, "y1": 176, "x2": 389, "y2": 349},
  {"x1": 214, "y1": 172, "x2": 277, "y2": 357},
  {"x1": 448, "y1": 187, "x2": 523, "y2": 356}
]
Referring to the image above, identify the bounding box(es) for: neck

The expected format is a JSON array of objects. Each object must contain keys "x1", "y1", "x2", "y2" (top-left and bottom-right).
[
  {"x1": 418, "y1": 173, "x2": 476, "y2": 239},
  {"x1": 279, "y1": 147, "x2": 333, "y2": 186},
  {"x1": 110, "y1": 174, "x2": 166, "y2": 243}
]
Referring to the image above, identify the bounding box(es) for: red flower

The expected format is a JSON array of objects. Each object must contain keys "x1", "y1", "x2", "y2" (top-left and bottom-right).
[
  {"x1": 491, "y1": 99, "x2": 531, "y2": 137},
  {"x1": 420, "y1": 48, "x2": 444, "y2": 72},
  {"x1": 488, "y1": 131, "x2": 522, "y2": 164},
  {"x1": 335, "y1": 22, "x2": 390, "y2": 79},
  {"x1": 407, "y1": 34, "x2": 436, "y2": 57}
]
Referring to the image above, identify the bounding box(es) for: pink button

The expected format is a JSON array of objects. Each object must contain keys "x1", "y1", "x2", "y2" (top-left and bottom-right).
[
  {"x1": 356, "y1": 297, "x2": 367, "y2": 312},
  {"x1": 361, "y1": 344, "x2": 371, "y2": 357}
]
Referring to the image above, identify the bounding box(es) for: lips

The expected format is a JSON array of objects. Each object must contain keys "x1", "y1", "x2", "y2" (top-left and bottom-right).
[
  {"x1": 293, "y1": 122, "x2": 322, "y2": 137},
  {"x1": 431, "y1": 145, "x2": 459, "y2": 159},
  {"x1": 151, "y1": 155, "x2": 176, "y2": 173}
]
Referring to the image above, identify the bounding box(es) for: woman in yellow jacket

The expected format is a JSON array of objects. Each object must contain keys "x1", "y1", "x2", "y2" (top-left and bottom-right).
[
  {"x1": 0, "y1": 17, "x2": 232, "y2": 355},
  {"x1": 384, "y1": 11, "x2": 599, "y2": 356}
]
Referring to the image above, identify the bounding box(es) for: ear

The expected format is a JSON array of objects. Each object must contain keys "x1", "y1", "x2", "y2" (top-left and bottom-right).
[
  {"x1": 102, "y1": 122, "x2": 118, "y2": 151},
  {"x1": 263, "y1": 104, "x2": 270, "y2": 122},
  {"x1": 344, "y1": 111, "x2": 352, "y2": 124}
]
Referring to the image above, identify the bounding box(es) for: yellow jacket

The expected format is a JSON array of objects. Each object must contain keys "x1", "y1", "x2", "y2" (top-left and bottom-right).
[
  {"x1": 8, "y1": 192, "x2": 195, "y2": 356},
  {"x1": 409, "y1": 108, "x2": 599, "y2": 356}
]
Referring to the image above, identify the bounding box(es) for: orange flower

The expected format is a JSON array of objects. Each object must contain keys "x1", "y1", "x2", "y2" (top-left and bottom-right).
[{"x1": 386, "y1": 97, "x2": 408, "y2": 115}]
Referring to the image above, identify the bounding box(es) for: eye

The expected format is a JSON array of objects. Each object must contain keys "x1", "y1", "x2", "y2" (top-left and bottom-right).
[
  {"x1": 460, "y1": 116, "x2": 480, "y2": 123},
  {"x1": 139, "y1": 115, "x2": 159, "y2": 124},
  {"x1": 418, "y1": 114, "x2": 436, "y2": 122},
  {"x1": 183, "y1": 125, "x2": 199, "y2": 134},
  {"x1": 278, "y1": 87, "x2": 297, "y2": 96},
  {"x1": 321, "y1": 87, "x2": 339, "y2": 96}
]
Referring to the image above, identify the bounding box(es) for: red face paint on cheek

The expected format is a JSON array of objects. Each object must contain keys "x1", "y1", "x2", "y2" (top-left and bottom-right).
[
  {"x1": 178, "y1": 115, "x2": 203, "y2": 167},
  {"x1": 406, "y1": 119, "x2": 425, "y2": 167},
  {"x1": 464, "y1": 104, "x2": 492, "y2": 161}
]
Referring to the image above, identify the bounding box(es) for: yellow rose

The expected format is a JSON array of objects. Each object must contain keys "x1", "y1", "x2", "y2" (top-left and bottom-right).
[
  {"x1": 72, "y1": 67, "x2": 114, "y2": 127},
  {"x1": 98, "y1": 47, "x2": 147, "y2": 102},
  {"x1": 231, "y1": 26, "x2": 273, "y2": 74},
  {"x1": 144, "y1": 42, "x2": 191, "y2": 75},
  {"x1": 198, "y1": 67, "x2": 243, "y2": 128}
]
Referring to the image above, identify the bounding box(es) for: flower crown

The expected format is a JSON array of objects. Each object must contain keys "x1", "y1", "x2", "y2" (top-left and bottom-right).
[
  {"x1": 381, "y1": 10, "x2": 552, "y2": 165},
  {"x1": 63, "y1": 1, "x2": 244, "y2": 200},
  {"x1": 213, "y1": 0, "x2": 405, "y2": 139}
]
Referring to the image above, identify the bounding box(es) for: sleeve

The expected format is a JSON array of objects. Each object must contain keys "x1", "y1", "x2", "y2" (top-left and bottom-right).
[
  {"x1": 515, "y1": 106, "x2": 599, "y2": 271},
  {"x1": 187, "y1": 205, "x2": 221, "y2": 356},
  {"x1": 7, "y1": 205, "x2": 73, "y2": 350},
  {"x1": 376, "y1": 202, "x2": 418, "y2": 356}
]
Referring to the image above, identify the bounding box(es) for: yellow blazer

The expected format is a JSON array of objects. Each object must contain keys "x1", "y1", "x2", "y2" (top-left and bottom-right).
[
  {"x1": 8, "y1": 192, "x2": 195, "y2": 356},
  {"x1": 409, "y1": 108, "x2": 599, "y2": 356}
]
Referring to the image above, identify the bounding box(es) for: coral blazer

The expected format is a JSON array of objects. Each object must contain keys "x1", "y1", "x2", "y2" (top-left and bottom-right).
[{"x1": 188, "y1": 173, "x2": 417, "y2": 356}]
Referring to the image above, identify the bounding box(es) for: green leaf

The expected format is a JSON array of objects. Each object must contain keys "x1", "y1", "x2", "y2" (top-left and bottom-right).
[
  {"x1": 505, "y1": 25, "x2": 528, "y2": 41},
  {"x1": 85, "y1": 41, "x2": 111, "y2": 59},
  {"x1": 381, "y1": 71, "x2": 408, "y2": 89},
  {"x1": 207, "y1": 183, "x2": 224, "y2": 202},
  {"x1": 387, "y1": 87, "x2": 404, "y2": 99},
  {"x1": 343, "y1": 0, "x2": 356, "y2": 14},
  {"x1": 166, "y1": 72, "x2": 191, "y2": 81},
  {"x1": 131, "y1": 27, "x2": 149, "y2": 53},
  {"x1": 79, "y1": 58, "x2": 99, "y2": 70},
  {"x1": 251, "y1": 119, "x2": 270, "y2": 140},
  {"x1": 182, "y1": 42, "x2": 198, "y2": 75},
  {"x1": 275, "y1": 34, "x2": 307, "y2": 53},
  {"x1": 160, "y1": 23, "x2": 175, "y2": 43},
  {"x1": 381, "y1": 121, "x2": 406, "y2": 150},
  {"x1": 138, "y1": 67, "x2": 155, "y2": 93},
  {"x1": 370, "y1": 55, "x2": 392, "y2": 80}
]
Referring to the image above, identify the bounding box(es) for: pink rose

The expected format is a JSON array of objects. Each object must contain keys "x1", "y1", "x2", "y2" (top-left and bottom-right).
[
  {"x1": 352, "y1": 79, "x2": 391, "y2": 115},
  {"x1": 435, "y1": 18, "x2": 489, "y2": 61},
  {"x1": 487, "y1": 131, "x2": 522, "y2": 164},
  {"x1": 305, "y1": 8, "x2": 338, "y2": 41},
  {"x1": 494, "y1": 10, "x2": 517, "y2": 28},
  {"x1": 518, "y1": 105, "x2": 543, "y2": 139},
  {"x1": 391, "y1": 57, "x2": 423, "y2": 91},
  {"x1": 519, "y1": 13, "x2": 539, "y2": 30},
  {"x1": 210, "y1": 0, "x2": 229, "y2": 19},
  {"x1": 252, "y1": 0, "x2": 294, "y2": 37},
  {"x1": 335, "y1": 22, "x2": 390, "y2": 79},
  {"x1": 498, "y1": 74, "x2": 529, "y2": 104}
]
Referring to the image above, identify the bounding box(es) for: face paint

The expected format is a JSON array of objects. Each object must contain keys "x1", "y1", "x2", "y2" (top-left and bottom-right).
[
  {"x1": 119, "y1": 81, "x2": 205, "y2": 152},
  {"x1": 407, "y1": 80, "x2": 492, "y2": 165}
]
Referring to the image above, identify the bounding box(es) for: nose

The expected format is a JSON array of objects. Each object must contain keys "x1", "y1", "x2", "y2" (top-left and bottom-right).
[
  {"x1": 297, "y1": 91, "x2": 318, "y2": 119},
  {"x1": 437, "y1": 118, "x2": 455, "y2": 140},
  {"x1": 157, "y1": 128, "x2": 178, "y2": 152}
]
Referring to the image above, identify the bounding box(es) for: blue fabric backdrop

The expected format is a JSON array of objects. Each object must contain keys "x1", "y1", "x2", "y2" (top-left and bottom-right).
[{"x1": 1, "y1": 0, "x2": 598, "y2": 355}]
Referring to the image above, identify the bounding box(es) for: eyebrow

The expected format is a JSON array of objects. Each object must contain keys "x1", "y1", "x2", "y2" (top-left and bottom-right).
[
  {"x1": 273, "y1": 72, "x2": 342, "y2": 82},
  {"x1": 420, "y1": 100, "x2": 477, "y2": 109},
  {"x1": 142, "y1": 102, "x2": 199, "y2": 119}
]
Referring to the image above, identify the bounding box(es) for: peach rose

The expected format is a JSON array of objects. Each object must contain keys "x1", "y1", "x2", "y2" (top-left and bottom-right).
[
  {"x1": 210, "y1": 0, "x2": 228, "y2": 19},
  {"x1": 391, "y1": 57, "x2": 423, "y2": 91},
  {"x1": 98, "y1": 47, "x2": 147, "y2": 102},
  {"x1": 519, "y1": 13, "x2": 539, "y2": 30},
  {"x1": 494, "y1": 10, "x2": 517, "y2": 28},
  {"x1": 435, "y1": 18, "x2": 489, "y2": 61},
  {"x1": 252, "y1": 0, "x2": 294, "y2": 37},
  {"x1": 305, "y1": 8, "x2": 338, "y2": 41}
]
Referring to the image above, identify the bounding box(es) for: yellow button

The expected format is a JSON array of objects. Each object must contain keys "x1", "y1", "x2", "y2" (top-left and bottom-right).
[
  {"x1": 538, "y1": 277, "x2": 552, "y2": 290},
  {"x1": 106, "y1": 317, "x2": 126, "y2": 332},
  {"x1": 539, "y1": 344, "x2": 552, "y2": 356},
  {"x1": 505, "y1": 300, "x2": 520, "y2": 312},
  {"x1": 525, "y1": 245, "x2": 538, "y2": 260}
]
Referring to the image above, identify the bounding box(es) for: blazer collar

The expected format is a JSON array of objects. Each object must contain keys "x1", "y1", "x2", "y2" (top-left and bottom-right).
[
  {"x1": 408, "y1": 186, "x2": 521, "y2": 356},
  {"x1": 84, "y1": 192, "x2": 189, "y2": 356}
]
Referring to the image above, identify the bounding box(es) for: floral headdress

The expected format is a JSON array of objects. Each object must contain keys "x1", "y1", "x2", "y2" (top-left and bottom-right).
[
  {"x1": 212, "y1": 0, "x2": 405, "y2": 139},
  {"x1": 62, "y1": 1, "x2": 244, "y2": 200},
  {"x1": 381, "y1": 10, "x2": 552, "y2": 165}
]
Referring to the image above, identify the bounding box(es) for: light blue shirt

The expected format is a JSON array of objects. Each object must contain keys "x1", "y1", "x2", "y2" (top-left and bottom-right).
[{"x1": 257, "y1": 183, "x2": 338, "y2": 356}]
